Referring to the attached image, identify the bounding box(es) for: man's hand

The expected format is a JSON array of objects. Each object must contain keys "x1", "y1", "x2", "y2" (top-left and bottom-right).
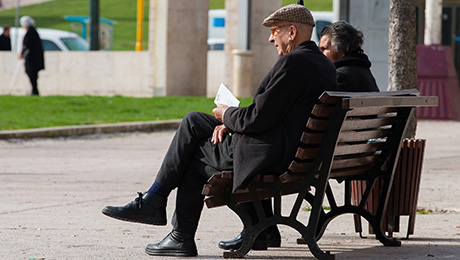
[
  {"x1": 211, "y1": 124, "x2": 229, "y2": 145},
  {"x1": 212, "y1": 104, "x2": 229, "y2": 123}
]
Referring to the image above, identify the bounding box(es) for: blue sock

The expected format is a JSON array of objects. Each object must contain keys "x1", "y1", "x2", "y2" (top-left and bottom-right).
[{"x1": 147, "y1": 181, "x2": 171, "y2": 198}]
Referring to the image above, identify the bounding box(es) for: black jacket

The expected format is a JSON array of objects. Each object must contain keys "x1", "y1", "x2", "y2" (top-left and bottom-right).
[
  {"x1": 224, "y1": 41, "x2": 338, "y2": 191},
  {"x1": 334, "y1": 53, "x2": 379, "y2": 92},
  {"x1": 22, "y1": 26, "x2": 44, "y2": 74},
  {"x1": 0, "y1": 33, "x2": 11, "y2": 51}
]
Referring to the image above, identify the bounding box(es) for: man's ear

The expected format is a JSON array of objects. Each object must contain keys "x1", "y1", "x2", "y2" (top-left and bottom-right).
[{"x1": 289, "y1": 26, "x2": 297, "y2": 40}]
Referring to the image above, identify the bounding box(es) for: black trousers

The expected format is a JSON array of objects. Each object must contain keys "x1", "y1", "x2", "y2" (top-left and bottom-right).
[
  {"x1": 26, "y1": 70, "x2": 39, "y2": 95},
  {"x1": 155, "y1": 111, "x2": 234, "y2": 235}
]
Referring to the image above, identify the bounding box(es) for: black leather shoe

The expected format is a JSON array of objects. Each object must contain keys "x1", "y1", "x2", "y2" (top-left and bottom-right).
[
  {"x1": 102, "y1": 192, "x2": 167, "y2": 225},
  {"x1": 218, "y1": 229, "x2": 268, "y2": 250},
  {"x1": 265, "y1": 225, "x2": 281, "y2": 247},
  {"x1": 145, "y1": 230, "x2": 198, "y2": 256}
]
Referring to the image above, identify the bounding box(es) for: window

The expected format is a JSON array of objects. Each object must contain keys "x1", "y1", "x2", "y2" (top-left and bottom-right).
[
  {"x1": 41, "y1": 39, "x2": 61, "y2": 51},
  {"x1": 60, "y1": 37, "x2": 89, "y2": 51}
]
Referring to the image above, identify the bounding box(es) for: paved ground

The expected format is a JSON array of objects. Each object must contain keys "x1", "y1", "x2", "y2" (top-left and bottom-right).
[{"x1": 0, "y1": 120, "x2": 459, "y2": 259}]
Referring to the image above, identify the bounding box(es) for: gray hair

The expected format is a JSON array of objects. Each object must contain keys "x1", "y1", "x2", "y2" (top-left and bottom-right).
[
  {"x1": 320, "y1": 20, "x2": 364, "y2": 55},
  {"x1": 20, "y1": 16, "x2": 35, "y2": 27}
]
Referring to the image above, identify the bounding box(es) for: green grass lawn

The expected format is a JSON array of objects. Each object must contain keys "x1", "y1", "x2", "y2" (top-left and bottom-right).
[
  {"x1": 0, "y1": 0, "x2": 332, "y2": 50},
  {"x1": 0, "y1": 95, "x2": 253, "y2": 130}
]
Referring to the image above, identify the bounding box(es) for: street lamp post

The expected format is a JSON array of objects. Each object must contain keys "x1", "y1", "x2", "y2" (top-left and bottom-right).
[{"x1": 89, "y1": 0, "x2": 100, "y2": 50}]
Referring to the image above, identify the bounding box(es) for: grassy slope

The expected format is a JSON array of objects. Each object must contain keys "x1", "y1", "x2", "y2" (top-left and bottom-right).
[
  {"x1": 0, "y1": 95, "x2": 253, "y2": 130},
  {"x1": 0, "y1": 0, "x2": 332, "y2": 50}
]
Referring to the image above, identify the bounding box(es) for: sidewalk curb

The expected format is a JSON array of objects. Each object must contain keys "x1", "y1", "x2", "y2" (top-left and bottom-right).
[{"x1": 0, "y1": 119, "x2": 181, "y2": 140}]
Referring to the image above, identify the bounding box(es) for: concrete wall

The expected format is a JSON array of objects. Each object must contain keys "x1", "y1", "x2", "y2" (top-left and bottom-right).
[
  {"x1": 207, "y1": 50, "x2": 226, "y2": 97},
  {"x1": 0, "y1": 51, "x2": 154, "y2": 96},
  {"x1": 0, "y1": 50, "x2": 224, "y2": 97}
]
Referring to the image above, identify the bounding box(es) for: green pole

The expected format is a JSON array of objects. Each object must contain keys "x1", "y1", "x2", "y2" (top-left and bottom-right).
[{"x1": 89, "y1": 0, "x2": 99, "y2": 50}]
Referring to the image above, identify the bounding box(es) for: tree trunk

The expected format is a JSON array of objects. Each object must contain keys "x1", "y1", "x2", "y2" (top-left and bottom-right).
[{"x1": 388, "y1": 0, "x2": 418, "y2": 138}]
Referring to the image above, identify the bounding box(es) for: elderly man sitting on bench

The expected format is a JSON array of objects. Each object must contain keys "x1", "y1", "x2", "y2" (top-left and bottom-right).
[{"x1": 102, "y1": 3, "x2": 337, "y2": 257}]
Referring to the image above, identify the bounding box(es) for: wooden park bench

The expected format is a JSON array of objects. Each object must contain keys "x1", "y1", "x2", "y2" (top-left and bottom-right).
[{"x1": 202, "y1": 89, "x2": 438, "y2": 259}]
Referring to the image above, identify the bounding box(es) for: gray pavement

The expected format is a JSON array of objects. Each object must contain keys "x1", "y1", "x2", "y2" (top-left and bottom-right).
[{"x1": 0, "y1": 120, "x2": 459, "y2": 259}]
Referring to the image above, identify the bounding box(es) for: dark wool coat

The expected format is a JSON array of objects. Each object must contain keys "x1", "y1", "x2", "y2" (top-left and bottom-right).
[
  {"x1": 224, "y1": 41, "x2": 338, "y2": 191},
  {"x1": 22, "y1": 26, "x2": 44, "y2": 74},
  {"x1": 0, "y1": 33, "x2": 11, "y2": 51},
  {"x1": 334, "y1": 53, "x2": 379, "y2": 92}
]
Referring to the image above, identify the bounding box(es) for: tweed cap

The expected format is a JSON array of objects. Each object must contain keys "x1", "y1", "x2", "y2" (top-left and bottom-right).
[{"x1": 263, "y1": 4, "x2": 315, "y2": 27}]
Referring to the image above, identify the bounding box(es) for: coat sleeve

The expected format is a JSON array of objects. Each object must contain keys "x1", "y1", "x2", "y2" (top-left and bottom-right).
[
  {"x1": 223, "y1": 55, "x2": 304, "y2": 134},
  {"x1": 21, "y1": 32, "x2": 30, "y2": 56}
]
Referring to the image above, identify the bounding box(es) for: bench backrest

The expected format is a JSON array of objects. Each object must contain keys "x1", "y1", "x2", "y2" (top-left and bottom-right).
[{"x1": 280, "y1": 89, "x2": 438, "y2": 183}]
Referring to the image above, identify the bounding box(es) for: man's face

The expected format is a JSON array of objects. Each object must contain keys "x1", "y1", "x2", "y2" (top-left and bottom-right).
[
  {"x1": 319, "y1": 34, "x2": 344, "y2": 62},
  {"x1": 268, "y1": 23, "x2": 292, "y2": 57}
]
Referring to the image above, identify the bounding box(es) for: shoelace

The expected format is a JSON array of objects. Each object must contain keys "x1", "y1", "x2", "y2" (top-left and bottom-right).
[{"x1": 135, "y1": 192, "x2": 143, "y2": 209}]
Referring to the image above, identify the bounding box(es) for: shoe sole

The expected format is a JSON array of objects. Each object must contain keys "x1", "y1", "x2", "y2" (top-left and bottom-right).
[
  {"x1": 145, "y1": 247, "x2": 197, "y2": 257},
  {"x1": 218, "y1": 242, "x2": 268, "y2": 251},
  {"x1": 101, "y1": 208, "x2": 166, "y2": 226}
]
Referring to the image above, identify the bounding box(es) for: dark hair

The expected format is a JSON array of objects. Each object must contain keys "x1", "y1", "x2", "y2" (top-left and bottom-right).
[
  {"x1": 320, "y1": 21, "x2": 364, "y2": 55},
  {"x1": 2, "y1": 25, "x2": 10, "y2": 31}
]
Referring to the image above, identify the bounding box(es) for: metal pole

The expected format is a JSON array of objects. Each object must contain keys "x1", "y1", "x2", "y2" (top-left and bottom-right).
[
  {"x1": 237, "y1": 0, "x2": 251, "y2": 50},
  {"x1": 89, "y1": 0, "x2": 100, "y2": 50},
  {"x1": 424, "y1": 0, "x2": 442, "y2": 45},
  {"x1": 15, "y1": 0, "x2": 20, "y2": 52},
  {"x1": 135, "y1": 0, "x2": 144, "y2": 51}
]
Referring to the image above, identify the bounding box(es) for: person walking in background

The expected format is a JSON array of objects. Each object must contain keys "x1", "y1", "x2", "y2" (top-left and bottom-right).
[
  {"x1": 319, "y1": 20, "x2": 379, "y2": 92},
  {"x1": 0, "y1": 25, "x2": 11, "y2": 51},
  {"x1": 19, "y1": 16, "x2": 44, "y2": 96}
]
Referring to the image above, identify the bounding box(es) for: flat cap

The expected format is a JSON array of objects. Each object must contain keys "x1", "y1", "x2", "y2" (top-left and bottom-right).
[{"x1": 263, "y1": 4, "x2": 315, "y2": 27}]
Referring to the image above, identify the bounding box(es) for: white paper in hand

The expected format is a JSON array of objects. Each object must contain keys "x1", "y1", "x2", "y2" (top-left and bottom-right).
[{"x1": 214, "y1": 83, "x2": 240, "y2": 107}]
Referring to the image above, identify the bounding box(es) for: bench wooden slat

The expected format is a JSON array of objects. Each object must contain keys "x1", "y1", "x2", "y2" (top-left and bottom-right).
[
  {"x1": 341, "y1": 117, "x2": 395, "y2": 131},
  {"x1": 334, "y1": 142, "x2": 385, "y2": 156},
  {"x1": 342, "y1": 96, "x2": 439, "y2": 109},
  {"x1": 204, "y1": 196, "x2": 227, "y2": 208},
  {"x1": 202, "y1": 183, "x2": 225, "y2": 196},
  {"x1": 205, "y1": 188, "x2": 297, "y2": 208},
  {"x1": 300, "y1": 132, "x2": 324, "y2": 145},
  {"x1": 202, "y1": 171, "x2": 233, "y2": 196},
  {"x1": 329, "y1": 164, "x2": 373, "y2": 178},
  {"x1": 311, "y1": 104, "x2": 335, "y2": 117},
  {"x1": 338, "y1": 129, "x2": 391, "y2": 142},
  {"x1": 306, "y1": 118, "x2": 328, "y2": 131},
  {"x1": 346, "y1": 107, "x2": 398, "y2": 117},
  {"x1": 288, "y1": 160, "x2": 313, "y2": 173},
  {"x1": 295, "y1": 147, "x2": 318, "y2": 160},
  {"x1": 331, "y1": 155, "x2": 378, "y2": 170},
  {"x1": 319, "y1": 89, "x2": 420, "y2": 104}
]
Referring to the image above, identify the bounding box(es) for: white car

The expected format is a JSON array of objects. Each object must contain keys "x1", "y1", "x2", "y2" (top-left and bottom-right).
[
  {"x1": 310, "y1": 11, "x2": 335, "y2": 44},
  {"x1": 207, "y1": 9, "x2": 334, "y2": 50},
  {"x1": 0, "y1": 27, "x2": 89, "y2": 52}
]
